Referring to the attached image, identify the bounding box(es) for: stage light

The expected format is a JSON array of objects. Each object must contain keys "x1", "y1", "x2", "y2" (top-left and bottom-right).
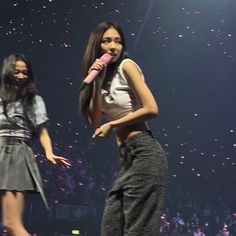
[{"x1": 71, "y1": 229, "x2": 80, "y2": 235}]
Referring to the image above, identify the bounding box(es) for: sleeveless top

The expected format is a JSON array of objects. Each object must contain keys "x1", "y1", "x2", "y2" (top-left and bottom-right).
[{"x1": 101, "y1": 58, "x2": 144, "y2": 121}]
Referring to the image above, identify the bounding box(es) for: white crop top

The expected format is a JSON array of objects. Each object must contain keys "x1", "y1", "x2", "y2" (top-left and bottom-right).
[{"x1": 101, "y1": 58, "x2": 144, "y2": 121}]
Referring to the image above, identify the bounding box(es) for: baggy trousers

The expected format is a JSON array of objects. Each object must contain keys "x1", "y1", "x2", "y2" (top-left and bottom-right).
[{"x1": 101, "y1": 131, "x2": 168, "y2": 236}]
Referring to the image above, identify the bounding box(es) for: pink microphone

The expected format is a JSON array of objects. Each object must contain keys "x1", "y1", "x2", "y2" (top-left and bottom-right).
[{"x1": 83, "y1": 53, "x2": 112, "y2": 84}]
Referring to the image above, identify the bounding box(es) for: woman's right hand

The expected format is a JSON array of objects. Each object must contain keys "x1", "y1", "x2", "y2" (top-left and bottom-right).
[
  {"x1": 88, "y1": 58, "x2": 106, "y2": 74},
  {"x1": 89, "y1": 59, "x2": 107, "y2": 88}
]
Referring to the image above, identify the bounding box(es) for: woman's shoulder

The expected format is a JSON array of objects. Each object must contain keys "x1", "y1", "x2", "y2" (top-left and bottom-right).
[
  {"x1": 119, "y1": 58, "x2": 142, "y2": 71},
  {"x1": 33, "y1": 94, "x2": 44, "y2": 100},
  {"x1": 32, "y1": 95, "x2": 46, "y2": 105},
  {"x1": 118, "y1": 58, "x2": 144, "y2": 80},
  {"x1": 119, "y1": 58, "x2": 135, "y2": 67}
]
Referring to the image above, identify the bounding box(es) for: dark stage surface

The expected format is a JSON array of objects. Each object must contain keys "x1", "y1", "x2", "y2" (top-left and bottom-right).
[{"x1": 0, "y1": 0, "x2": 236, "y2": 235}]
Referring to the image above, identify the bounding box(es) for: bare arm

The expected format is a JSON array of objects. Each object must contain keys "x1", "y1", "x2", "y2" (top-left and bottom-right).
[
  {"x1": 93, "y1": 60, "x2": 158, "y2": 138},
  {"x1": 87, "y1": 59, "x2": 106, "y2": 126},
  {"x1": 38, "y1": 127, "x2": 70, "y2": 166},
  {"x1": 110, "y1": 60, "x2": 158, "y2": 127},
  {"x1": 88, "y1": 78, "x2": 104, "y2": 126}
]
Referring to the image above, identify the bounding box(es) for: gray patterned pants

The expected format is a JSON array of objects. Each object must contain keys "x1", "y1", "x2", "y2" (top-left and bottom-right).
[{"x1": 101, "y1": 131, "x2": 168, "y2": 236}]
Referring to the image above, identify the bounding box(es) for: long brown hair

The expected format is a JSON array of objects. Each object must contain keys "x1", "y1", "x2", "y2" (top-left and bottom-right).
[{"x1": 79, "y1": 22, "x2": 128, "y2": 122}]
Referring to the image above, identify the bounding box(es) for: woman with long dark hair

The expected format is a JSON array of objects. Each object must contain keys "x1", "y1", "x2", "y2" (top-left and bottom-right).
[
  {"x1": 0, "y1": 53, "x2": 70, "y2": 236},
  {"x1": 79, "y1": 22, "x2": 168, "y2": 236}
]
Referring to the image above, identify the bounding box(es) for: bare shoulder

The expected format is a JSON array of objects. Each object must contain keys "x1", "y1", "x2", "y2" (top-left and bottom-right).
[
  {"x1": 122, "y1": 59, "x2": 141, "y2": 72},
  {"x1": 122, "y1": 59, "x2": 143, "y2": 80}
]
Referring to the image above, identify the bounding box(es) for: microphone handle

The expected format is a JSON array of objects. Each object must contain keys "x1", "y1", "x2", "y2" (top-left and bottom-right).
[
  {"x1": 83, "y1": 70, "x2": 100, "y2": 84},
  {"x1": 83, "y1": 53, "x2": 112, "y2": 84}
]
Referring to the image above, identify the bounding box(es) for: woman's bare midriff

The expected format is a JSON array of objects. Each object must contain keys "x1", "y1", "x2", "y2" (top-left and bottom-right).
[{"x1": 115, "y1": 123, "x2": 148, "y2": 146}]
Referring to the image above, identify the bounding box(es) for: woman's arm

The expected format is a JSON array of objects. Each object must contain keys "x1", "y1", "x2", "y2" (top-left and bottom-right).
[
  {"x1": 87, "y1": 59, "x2": 106, "y2": 126},
  {"x1": 38, "y1": 127, "x2": 70, "y2": 166},
  {"x1": 93, "y1": 60, "x2": 158, "y2": 138},
  {"x1": 111, "y1": 59, "x2": 158, "y2": 126},
  {"x1": 88, "y1": 78, "x2": 103, "y2": 126}
]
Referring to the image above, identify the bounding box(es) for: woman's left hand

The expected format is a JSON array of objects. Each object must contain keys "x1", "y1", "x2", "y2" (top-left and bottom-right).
[
  {"x1": 46, "y1": 155, "x2": 71, "y2": 167},
  {"x1": 92, "y1": 123, "x2": 112, "y2": 138}
]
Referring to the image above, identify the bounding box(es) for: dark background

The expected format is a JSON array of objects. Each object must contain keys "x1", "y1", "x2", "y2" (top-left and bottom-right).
[{"x1": 0, "y1": 0, "x2": 235, "y2": 235}]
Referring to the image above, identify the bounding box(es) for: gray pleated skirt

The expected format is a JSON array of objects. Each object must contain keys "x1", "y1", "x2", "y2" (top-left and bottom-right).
[{"x1": 0, "y1": 137, "x2": 48, "y2": 209}]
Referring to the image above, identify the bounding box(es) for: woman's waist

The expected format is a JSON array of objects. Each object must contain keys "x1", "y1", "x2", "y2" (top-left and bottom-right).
[
  {"x1": 115, "y1": 123, "x2": 148, "y2": 146},
  {"x1": 0, "y1": 128, "x2": 33, "y2": 138},
  {"x1": 0, "y1": 136, "x2": 31, "y2": 145}
]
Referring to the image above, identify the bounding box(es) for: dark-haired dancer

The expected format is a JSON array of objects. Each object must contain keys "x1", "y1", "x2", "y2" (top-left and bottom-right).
[
  {"x1": 79, "y1": 22, "x2": 168, "y2": 236},
  {"x1": 0, "y1": 53, "x2": 70, "y2": 236}
]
